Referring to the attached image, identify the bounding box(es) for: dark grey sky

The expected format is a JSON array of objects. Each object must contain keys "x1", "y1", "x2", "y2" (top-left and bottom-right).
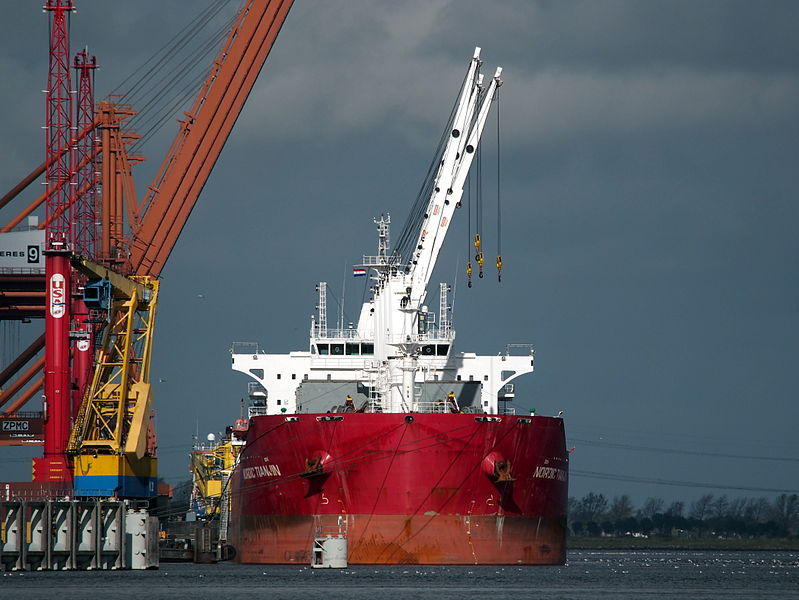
[{"x1": 1, "y1": 0, "x2": 798, "y2": 506}]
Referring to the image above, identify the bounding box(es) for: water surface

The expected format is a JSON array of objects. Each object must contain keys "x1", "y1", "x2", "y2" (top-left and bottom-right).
[{"x1": 2, "y1": 550, "x2": 797, "y2": 599}]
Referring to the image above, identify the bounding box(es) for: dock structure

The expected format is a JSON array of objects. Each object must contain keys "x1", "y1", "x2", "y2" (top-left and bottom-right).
[{"x1": 0, "y1": 498, "x2": 158, "y2": 570}]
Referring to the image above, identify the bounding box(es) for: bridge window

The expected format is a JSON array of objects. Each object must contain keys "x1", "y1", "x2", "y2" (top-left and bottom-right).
[
  {"x1": 330, "y1": 344, "x2": 344, "y2": 355},
  {"x1": 436, "y1": 344, "x2": 449, "y2": 356},
  {"x1": 277, "y1": 374, "x2": 281, "y2": 380},
  {"x1": 421, "y1": 345, "x2": 435, "y2": 355},
  {"x1": 317, "y1": 344, "x2": 329, "y2": 355},
  {"x1": 346, "y1": 343, "x2": 360, "y2": 355},
  {"x1": 292, "y1": 374, "x2": 296, "y2": 380},
  {"x1": 249, "y1": 369, "x2": 263, "y2": 379},
  {"x1": 361, "y1": 343, "x2": 374, "y2": 355}
]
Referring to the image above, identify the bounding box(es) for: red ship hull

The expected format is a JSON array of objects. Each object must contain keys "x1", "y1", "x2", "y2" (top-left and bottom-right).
[{"x1": 230, "y1": 412, "x2": 568, "y2": 565}]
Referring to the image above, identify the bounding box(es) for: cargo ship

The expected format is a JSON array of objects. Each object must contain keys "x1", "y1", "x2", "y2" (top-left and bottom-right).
[{"x1": 227, "y1": 49, "x2": 568, "y2": 564}]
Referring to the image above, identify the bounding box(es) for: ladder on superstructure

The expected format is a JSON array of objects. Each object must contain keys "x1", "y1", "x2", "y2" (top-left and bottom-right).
[{"x1": 365, "y1": 365, "x2": 389, "y2": 413}]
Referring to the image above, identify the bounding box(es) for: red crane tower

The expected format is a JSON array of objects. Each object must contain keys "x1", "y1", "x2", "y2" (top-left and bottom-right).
[
  {"x1": 71, "y1": 49, "x2": 98, "y2": 422},
  {"x1": 34, "y1": 0, "x2": 75, "y2": 484}
]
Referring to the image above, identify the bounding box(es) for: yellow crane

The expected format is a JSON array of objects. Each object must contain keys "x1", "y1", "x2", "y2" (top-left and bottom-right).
[{"x1": 66, "y1": 258, "x2": 159, "y2": 497}]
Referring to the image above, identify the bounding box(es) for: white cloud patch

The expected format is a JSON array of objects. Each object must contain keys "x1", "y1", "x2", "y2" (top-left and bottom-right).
[
  {"x1": 233, "y1": 1, "x2": 799, "y2": 151},
  {"x1": 513, "y1": 68, "x2": 799, "y2": 143}
]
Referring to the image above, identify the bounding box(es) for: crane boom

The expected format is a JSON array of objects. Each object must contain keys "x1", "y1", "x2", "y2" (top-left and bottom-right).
[
  {"x1": 408, "y1": 49, "x2": 502, "y2": 308},
  {"x1": 128, "y1": 0, "x2": 293, "y2": 277}
]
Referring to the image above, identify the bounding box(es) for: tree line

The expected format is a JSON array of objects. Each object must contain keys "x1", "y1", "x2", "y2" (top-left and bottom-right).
[{"x1": 568, "y1": 492, "x2": 799, "y2": 538}]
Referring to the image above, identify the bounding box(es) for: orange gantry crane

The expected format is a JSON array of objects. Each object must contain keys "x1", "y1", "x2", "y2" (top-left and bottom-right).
[
  {"x1": 129, "y1": 0, "x2": 293, "y2": 278},
  {"x1": 0, "y1": 0, "x2": 293, "y2": 494}
]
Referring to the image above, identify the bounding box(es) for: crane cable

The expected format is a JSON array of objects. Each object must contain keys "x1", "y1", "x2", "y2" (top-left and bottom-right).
[
  {"x1": 110, "y1": 0, "x2": 229, "y2": 103},
  {"x1": 128, "y1": 12, "x2": 237, "y2": 152},
  {"x1": 128, "y1": 20, "x2": 231, "y2": 130},
  {"x1": 394, "y1": 62, "x2": 477, "y2": 267},
  {"x1": 109, "y1": 0, "x2": 230, "y2": 101},
  {"x1": 495, "y1": 86, "x2": 502, "y2": 282},
  {"x1": 475, "y1": 131, "x2": 484, "y2": 278},
  {"x1": 466, "y1": 172, "x2": 472, "y2": 288},
  {"x1": 104, "y1": 0, "x2": 236, "y2": 152}
]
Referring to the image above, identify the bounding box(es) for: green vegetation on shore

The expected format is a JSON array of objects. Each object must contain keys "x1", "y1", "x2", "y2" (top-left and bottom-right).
[{"x1": 567, "y1": 492, "x2": 798, "y2": 548}]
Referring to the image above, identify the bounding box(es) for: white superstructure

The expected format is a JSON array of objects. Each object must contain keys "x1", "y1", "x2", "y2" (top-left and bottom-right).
[{"x1": 231, "y1": 48, "x2": 534, "y2": 416}]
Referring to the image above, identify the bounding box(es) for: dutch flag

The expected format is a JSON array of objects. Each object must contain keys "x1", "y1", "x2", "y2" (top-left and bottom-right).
[{"x1": 353, "y1": 268, "x2": 367, "y2": 277}]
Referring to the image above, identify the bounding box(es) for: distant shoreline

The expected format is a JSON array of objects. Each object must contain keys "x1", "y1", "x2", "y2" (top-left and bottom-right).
[{"x1": 568, "y1": 536, "x2": 799, "y2": 551}]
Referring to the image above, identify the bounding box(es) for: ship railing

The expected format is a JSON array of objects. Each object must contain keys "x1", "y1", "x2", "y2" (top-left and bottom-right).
[
  {"x1": 504, "y1": 343, "x2": 535, "y2": 356},
  {"x1": 365, "y1": 399, "x2": 384, "y2": 413},
  {"x1": 410, "y1": 401, "x2": 485, "y2": 414},
  {"x1": 248, "y1": 405, "x2": 268, "y2": 418},
  {"x1": 310, "y1": 330, "x2": 455, "y2": 344},
  {"x1": 312, "y1": 328, "x2": 363, "y2": 340},
  {"x1": 310, "y1": 357, "x2": 373, "y2": 370},
  {"x1": 315, "y1": 526, "x2": 347, "y2": 539},
  {"x1": 360, "y1": 255, "x2": 406, "y2": 268},
  {"x1": 248, "y1": 381, "x2": 267, "y2": 398},
  {"x1": 231, "y1": 341, "x2": 262, "y2": 356},
  {"x1": 384, "y1": 331, "x2": 455, "y2": 344},
  {"x1": 499, "y1": 406, "x2": 517, "y2": 415},
  {"x1": 1, "y1": 487, "x2": 120, "y2": 501},
  {"x1": 498, "y1": 383, "x2": 515, "y2": 398},
  {"x1": 413, "y1": 400, "x2": 450, "y2": 414},
  {"x1": 416, "y1": 329, "x2": 456, "y2": 342},
  {"x1": 357, "y1": 400, "x2": 489, "y2": 414},
  {"x1": 1, "y1": 410, "x2": 43, "y2": 419},
  {"x1": 2, "y1": 487, "x2": 72, "y2": 501},
  {"x1": 314, "y1": 515, "x2": 348, "y2": 538},
  {"x1": 192, "y1": 442, "x2": 222, "y2": 452}
]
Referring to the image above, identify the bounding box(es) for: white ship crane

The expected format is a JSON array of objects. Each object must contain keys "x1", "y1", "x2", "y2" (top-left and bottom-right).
[{"x1": 361, "y1": 47, "x2": 504, "y2": 412}]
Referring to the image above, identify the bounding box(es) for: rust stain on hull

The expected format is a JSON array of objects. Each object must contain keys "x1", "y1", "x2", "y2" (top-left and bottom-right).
[{"x1": 232, "y1": 513, "x2": 566, "y2": 565}]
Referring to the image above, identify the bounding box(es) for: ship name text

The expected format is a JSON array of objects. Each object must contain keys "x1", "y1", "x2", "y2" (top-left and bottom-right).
[
  {"x1": 533, "y1": 466, "x2": 567, "y2": 482},
  {"x1": 243, "y1": 464, "x2": 282, "y2": 479}
]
